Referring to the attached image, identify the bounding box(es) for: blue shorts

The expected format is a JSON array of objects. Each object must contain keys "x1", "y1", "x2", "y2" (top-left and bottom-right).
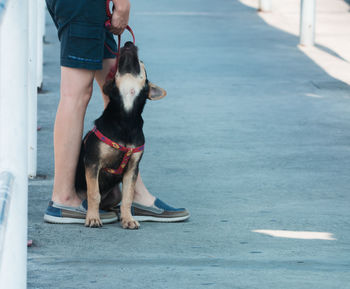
[{"x1": 46, "y1": 0, "x2": 117, "y2": 70}]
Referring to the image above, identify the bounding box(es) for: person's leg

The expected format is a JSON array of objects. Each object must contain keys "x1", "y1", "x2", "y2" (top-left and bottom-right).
[
  {"x1": 44, "y1": 0, "x2": 119, "y2": 224},
  {"x1": 95, "y1": 59, "x2": 156, "y2": 207},
  {"x1": 51, "y1": 67, "x2": 95, "y2": 207},
  {"x1": 94, "y1": 58, "x2": 116, "y2": 109},
  {"x1": 133, "y1": 174, "x2": 155, "y2": 206}
]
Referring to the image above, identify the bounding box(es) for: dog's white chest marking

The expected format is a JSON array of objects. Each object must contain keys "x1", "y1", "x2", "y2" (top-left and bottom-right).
[
  {"x1": 120, "y1": 80, "x2": 140, "y2": 111},
  {"x1": 117, "y1": 74, "x2": 144, "y2": 112}
]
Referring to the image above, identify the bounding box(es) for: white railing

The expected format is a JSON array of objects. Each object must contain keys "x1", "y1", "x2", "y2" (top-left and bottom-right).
[
  {"x1": 300, "y1": 0, "x2": 316, "y2": 46},
  {"x1": 0, "y1": 171, "x2": 14, "y2": 261},
  {"x1": 36, "y1": 0, "x2": 46, "y2": 90},
  {"x1": 258, "y1": 0, "x2": 316, "y2": 46},
  {"x1": 259, "y1": 0, "x2": 271, "y2": 12},
  {"x1": 28, "y1": 0, "x2": 38, "y2": 178},
  {"x1": 0, "y1": 0, "x2": 45, "y2": 288}
]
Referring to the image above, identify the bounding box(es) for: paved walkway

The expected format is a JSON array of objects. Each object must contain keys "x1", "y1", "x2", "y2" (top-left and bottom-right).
[{"x1": 28, "y1": 1, "x2": 350, "y2": 288}]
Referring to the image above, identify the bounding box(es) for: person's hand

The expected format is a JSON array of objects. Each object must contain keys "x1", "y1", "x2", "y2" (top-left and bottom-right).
[{"x1": 110, "y1": 0, "x2": 130, "y2": 35}]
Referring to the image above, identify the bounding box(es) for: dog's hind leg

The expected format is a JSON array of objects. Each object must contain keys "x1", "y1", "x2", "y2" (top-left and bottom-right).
[
  {"x1": 85, "y1": 165, "x2": 102, "y2": 227},
  {"x1": 75, "y1": 142, "x2": 87, "y2": 201}
]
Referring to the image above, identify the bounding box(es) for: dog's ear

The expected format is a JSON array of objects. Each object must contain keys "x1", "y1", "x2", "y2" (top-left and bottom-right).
[
  {"x1": 148, "y1": 82, "x2": 167, "y2": 100},
  {"x1": 103, "y1": 79, "x2": 117, "y2": 98}
]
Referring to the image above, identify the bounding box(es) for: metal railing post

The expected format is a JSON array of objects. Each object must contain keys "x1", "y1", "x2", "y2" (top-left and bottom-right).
[
  {"x1": 259, "y1": 0, "x2": 271, "y2": 12},
  {"x1": 0, "y1": 0, "x2": 29, "y2": 288},
  {"x1": 36, "y1": 0, "x2": 45, "y2": 90},
  {"x1": 28, "y1": 0, "x2": 38, "y2": 178},
  {"x1": 300, "y1": 0, "x2": 316, "y2": 46}
]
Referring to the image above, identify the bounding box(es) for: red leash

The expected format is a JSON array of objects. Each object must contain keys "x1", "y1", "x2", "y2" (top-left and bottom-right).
[{"x1": 104, "y1": 0, "x2": 135, "y2": 81}]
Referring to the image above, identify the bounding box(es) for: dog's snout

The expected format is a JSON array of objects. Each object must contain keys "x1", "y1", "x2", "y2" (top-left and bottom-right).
[
  {"x1": 118, "y1": 42, "x2": 140, "y2": 75},
  {"x1": 124, "y1": 41, "x2": 134, "y2": 49}
]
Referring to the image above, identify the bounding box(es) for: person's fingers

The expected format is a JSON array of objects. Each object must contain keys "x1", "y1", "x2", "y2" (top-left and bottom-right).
[
  {"x1": 110, "y1": 27, "x2": 126, "y2": 36},
  {"x1": 109, "y1": 3, "x2": 129, "y2": 35},
  {"x1": 109, "y1": 27, "x2": 125, "y2": 35},
  {"x1": 109, "y1": 24, "x2": 126, "y2": 35},
  {"x1": 109, "y1": 20, "x2": 126, "y2": 35}
]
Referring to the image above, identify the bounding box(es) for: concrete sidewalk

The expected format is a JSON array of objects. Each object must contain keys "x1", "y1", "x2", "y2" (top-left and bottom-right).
[{"x1": 28, "y1": 0, "x2": 350, "y2": 288}]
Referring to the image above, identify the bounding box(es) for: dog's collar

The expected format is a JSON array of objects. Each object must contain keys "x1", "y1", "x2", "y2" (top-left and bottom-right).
[{"x1": 91, "y1": 126, "x2": 144, "y2": 175}]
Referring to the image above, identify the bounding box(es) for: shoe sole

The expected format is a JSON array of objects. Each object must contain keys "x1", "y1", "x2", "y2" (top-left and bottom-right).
[
  {"x1": 43, "y1": 214, "x2": 119, "y2": 224},
  {"x1": 133, "y1": 214, "x2": 190, "y2": 222}
]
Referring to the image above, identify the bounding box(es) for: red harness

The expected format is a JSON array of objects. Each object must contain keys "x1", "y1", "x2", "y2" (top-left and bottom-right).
[
  {"x1": 90, "y1": 126, "x2": 144, "y2": 175},
  {"x1": 104, "y1": 0, "x2": 136, "y2": 81}
]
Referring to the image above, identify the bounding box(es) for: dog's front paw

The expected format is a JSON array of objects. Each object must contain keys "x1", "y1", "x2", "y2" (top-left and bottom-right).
[
  {"x1": 121, "y1": 217, "x2": 140, "y2": 230},
  {"x1": 85, "y1": 212, "x2": 103, "y2": 228}
]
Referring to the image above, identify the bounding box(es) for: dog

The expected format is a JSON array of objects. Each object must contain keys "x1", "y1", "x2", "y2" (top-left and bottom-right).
[{"x1": 75, "y1": 41, "x2": 166, "y2": 229}]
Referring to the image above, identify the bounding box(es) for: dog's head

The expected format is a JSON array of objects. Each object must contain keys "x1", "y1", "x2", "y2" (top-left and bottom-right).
[{"x1": 103, "y1": 42, "x2": 166, "y2": 111}]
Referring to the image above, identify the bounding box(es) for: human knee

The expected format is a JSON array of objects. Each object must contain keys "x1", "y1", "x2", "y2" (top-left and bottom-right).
[
  {"x1": 60, "y1": 67, "x2": 95, "y2": 109},
  {"x1": 60, "y1": 82, "x2": 93, "y2": 109}
]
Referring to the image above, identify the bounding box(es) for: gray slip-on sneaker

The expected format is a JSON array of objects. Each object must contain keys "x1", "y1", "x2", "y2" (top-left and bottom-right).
[
  {"x1": 44, "y1": 200, "x2": 118, "y2": 224},
  {"x1": 110, "y1": 198, "x2": 190, "y2": 222}
]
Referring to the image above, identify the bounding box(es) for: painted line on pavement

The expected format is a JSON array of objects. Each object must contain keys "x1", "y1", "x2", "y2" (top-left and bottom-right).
[
  {"x1": 253, "y1": 229, "x2": 336, "y2": 240},
  {"x1": 135, "y1": 11, "x2": 237, "y2": 17}
]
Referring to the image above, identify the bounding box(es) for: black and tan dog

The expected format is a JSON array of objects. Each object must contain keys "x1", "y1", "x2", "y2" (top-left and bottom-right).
[{"x1": 75, "y1": 41, "x2": 166, "y2": 229}]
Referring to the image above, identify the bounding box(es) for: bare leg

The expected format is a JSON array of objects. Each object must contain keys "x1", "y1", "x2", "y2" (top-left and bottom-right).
[
  {"x1": 94, "y1": 58, "x2": 116, "y2": 109},
  {"x1": 51, "y1": 67, "x2": 95, "y2": 206},
  {"x1": 133, "y1": 173, "x2": 155, "y2": 206},
  {"x1": 95, "y1": 59, "x2": 156, "y2": 206}
]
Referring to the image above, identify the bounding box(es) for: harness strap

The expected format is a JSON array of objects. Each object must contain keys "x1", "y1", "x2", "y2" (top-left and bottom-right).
[{"x1": 91, "y1": 126, "x2": 144, "y2": 175}]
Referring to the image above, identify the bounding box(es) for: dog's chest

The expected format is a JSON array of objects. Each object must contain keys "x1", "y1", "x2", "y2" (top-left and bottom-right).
[
  {"x1": 97, "y1": 142, "x2": 120, "y2": 167},
  {"x1": 98, "y1": 141, "x2": 141, "y2": 168},
  {"x1": 119, "y1": 77, "x2": 142, "y2": 111}
]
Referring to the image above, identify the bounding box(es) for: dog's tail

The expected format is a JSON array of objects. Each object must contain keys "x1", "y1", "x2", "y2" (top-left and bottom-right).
[{"x1": 75, "y1": 141, "x2": 87, "y2": 192}]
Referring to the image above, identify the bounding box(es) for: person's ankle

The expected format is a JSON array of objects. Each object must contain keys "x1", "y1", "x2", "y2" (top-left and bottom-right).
[
  {"x1": 51, "y1": 193, "x2": 82, "y2": 207},
  {"x1": 133, "y1": 189, "x2": 155, "y2": 207}
]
